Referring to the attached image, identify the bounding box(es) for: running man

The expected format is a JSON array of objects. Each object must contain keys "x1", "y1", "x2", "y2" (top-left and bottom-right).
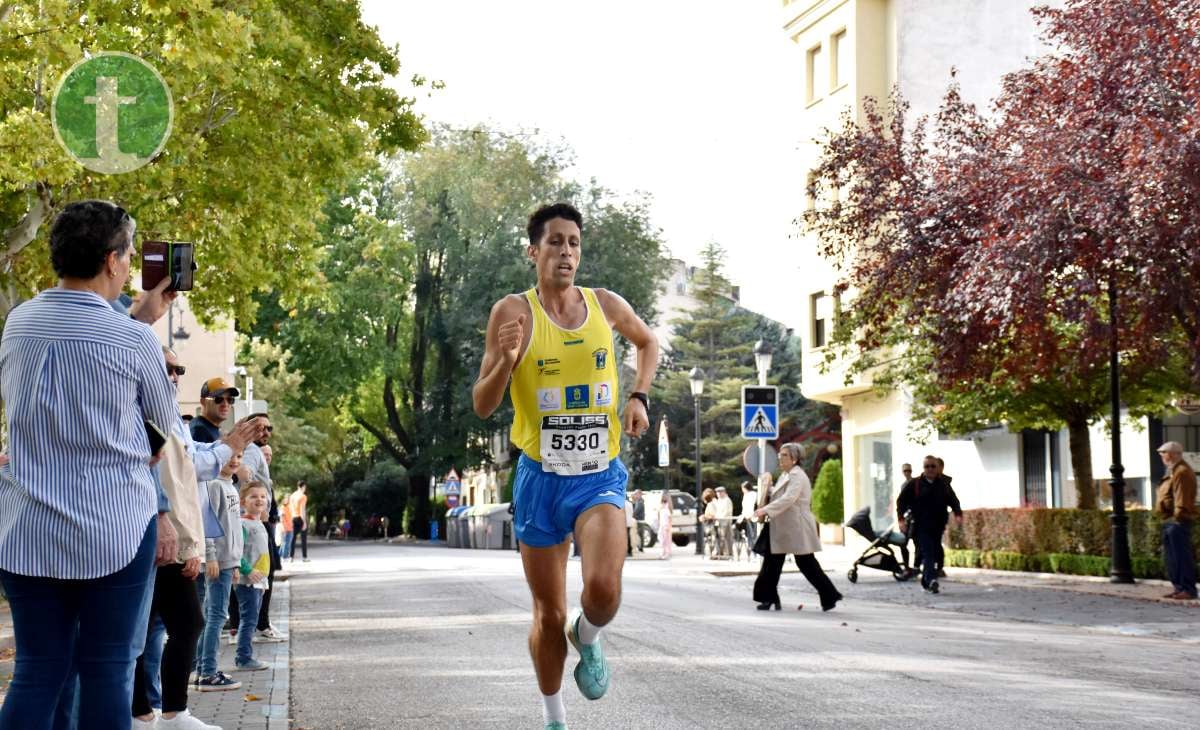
[{"x1": 473, "y1": 203, "x2": 658, "y2": 730}]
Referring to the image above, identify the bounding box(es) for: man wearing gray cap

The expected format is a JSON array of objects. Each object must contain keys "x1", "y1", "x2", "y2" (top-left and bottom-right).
[{"x1": 1155, "y1": 441, "x2": 1197, "y2": 600}]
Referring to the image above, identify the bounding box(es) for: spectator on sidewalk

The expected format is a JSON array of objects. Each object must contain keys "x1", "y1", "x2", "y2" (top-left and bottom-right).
[
  {"x1": 898, "y1": 456, "x2": 963, "y2": 595},
  {"x1": 190, "y1": 378, "x2": 238, "y2": 444},
  {"x1": 0, "y1": 200, "x2": 181, "y2": 727},
  {"x1": 195, "y1": 451, "x2": 245, "y2": 692},
  {"x1": 737, "y1": 480, "x2": 759, "y2": 551},
  {"x1": 233, "y1": 482, "x2": 273, "y2": 671},
  {"x1": 227, "y1": 414, "x2": 285, "y2": 644},
  {"x1": 1156, "y1": 441, "x2": 1197, "y2": 600},
  {"x1": 631, "y1": 489, "x2": 645, "y2": 523},
  {"x1": 658, "y1": 492, "x2": 673, "y2": 560},
  {"x1": 289, "y1": 481, "x2": 310, "y2": 561},
  {"x1": 279, "y1": 487, "x2": 296, "y2": 559},
  {"x1": 132, "y1": 348, "x2": 263, "y2": 729},
  {"x1": 711, "y1": 486, "x2": 734, "y2": 557}
]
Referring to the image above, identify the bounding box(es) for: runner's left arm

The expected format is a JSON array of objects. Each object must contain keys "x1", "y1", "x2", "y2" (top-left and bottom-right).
[{"x1": 597, "y1": 289, "x2": 658, "y2": 438}]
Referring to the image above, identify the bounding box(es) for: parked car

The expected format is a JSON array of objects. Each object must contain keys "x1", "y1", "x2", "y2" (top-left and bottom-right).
[{"x1": 637, "y1": 490, "x2": 699, "y2": 547}]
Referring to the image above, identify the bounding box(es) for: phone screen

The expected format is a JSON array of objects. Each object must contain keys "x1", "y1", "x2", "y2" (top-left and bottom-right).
[{"x1": 170, "y1": 243, "x2": 195, "y2": 291}]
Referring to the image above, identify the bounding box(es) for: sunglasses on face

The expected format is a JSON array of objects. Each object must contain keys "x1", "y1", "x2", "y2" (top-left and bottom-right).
[
  {"x1": 208, "y1": 396, "x2": 236, "y2": 405},
  {"x1": 167, "y1": 365, "x2": 186, "y2": 376},
  {"x1": 923, "y1": 464, "x2": 938, "y2": 470}
]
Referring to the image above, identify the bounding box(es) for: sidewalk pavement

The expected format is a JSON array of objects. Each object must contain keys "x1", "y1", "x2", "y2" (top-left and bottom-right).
[
  {"x1": 0, "y1": 579, "x2": 291, "y2": 727},
  {"x1": 190, "y1": 579, "x2": 291, "y2": 730}
]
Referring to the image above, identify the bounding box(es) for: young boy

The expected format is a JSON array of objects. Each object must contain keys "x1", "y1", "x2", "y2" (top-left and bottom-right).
[
  {"x1": 195, "y1": 450, "x2": 244, "y2": 692},
  {"x1": 234, "y1": 482, "x2": 272, "y2": 671}
]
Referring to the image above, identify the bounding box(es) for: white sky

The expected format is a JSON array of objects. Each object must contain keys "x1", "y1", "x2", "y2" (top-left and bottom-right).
[{"x1": 362, "y1": 0, "x2": 806, "y2": 330}]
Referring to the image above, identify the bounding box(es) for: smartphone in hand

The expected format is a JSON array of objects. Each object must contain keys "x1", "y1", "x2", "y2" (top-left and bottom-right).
[{"x1": 141, "y1": 241, "x2": 195, "y2": 291}]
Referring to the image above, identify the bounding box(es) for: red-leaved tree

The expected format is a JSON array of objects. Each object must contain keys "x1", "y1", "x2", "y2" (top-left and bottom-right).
[{"x1": 804, "y1": 0, "x2": 1197, "y2": 508}]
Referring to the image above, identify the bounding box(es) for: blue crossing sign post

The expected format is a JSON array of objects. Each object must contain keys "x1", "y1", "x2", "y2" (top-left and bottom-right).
[{"x1": 742, "y1": 386, "x2": 779, "y2": 440}]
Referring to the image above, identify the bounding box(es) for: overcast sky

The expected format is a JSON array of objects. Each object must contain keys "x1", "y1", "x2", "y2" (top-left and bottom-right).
[{"x1": 361, "y1": 0, "x2": 807, "y2": 330}]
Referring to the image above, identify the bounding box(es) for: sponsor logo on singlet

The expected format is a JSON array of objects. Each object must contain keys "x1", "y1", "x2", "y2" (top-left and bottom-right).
[
  {"x1": 538, "y1": 388, "x2": 561, "y2": 412},
  {"x1": 565, "y1": 385, "x2": 590, "y2": 410},
  {"x1": 595, "y1": 382, "x2": 613, "y2": 406},
  {"x1": 593, "y1": 347, "x2": 608, "y2": 369}
]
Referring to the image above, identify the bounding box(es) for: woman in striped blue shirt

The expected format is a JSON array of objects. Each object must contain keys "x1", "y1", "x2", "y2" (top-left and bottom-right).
[{"x1": 0, "y1": 200, "x2": 183, "y2": 729}]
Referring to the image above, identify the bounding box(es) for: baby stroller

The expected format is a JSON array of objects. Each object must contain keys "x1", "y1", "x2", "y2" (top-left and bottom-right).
[{"x1": 844, "y1": 507, "x2": 914, "y2": 583}]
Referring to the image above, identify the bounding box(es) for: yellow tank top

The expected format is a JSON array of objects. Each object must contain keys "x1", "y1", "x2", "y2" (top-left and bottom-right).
[{"x1": 510, "y1": 287, "x2": 621, "y2": 473}]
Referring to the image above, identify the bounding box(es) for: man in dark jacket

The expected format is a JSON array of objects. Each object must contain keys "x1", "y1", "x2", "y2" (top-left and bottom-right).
[{"x1": 897, "y1": 456, "x2": 963, "y2": 594}]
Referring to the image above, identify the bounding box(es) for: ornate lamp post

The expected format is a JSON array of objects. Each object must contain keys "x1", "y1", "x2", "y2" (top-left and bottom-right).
[
  {"x1": 753, "y1": 339, "x2": 774, "y2": 478},
  {"x1": 1108, "y1": 279, "x2": 1134, "y2": 583},
  {"x1": 689, "y1": 367, "x2": 706, "y2": 556}
]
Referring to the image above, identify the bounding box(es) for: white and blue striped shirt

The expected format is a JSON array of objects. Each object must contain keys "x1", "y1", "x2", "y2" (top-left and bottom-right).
[{"x1": 0, "y1": 289, "x2": 183, "y2": 579}]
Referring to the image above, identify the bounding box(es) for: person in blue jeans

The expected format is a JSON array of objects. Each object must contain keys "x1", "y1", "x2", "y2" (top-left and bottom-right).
[
  {"x1": 234, "y1": 483, "x2": 272, "y2": 671},
  {"x1": 0, "y1": 200, "x2": 181, "y2": 730},
  {"x1": 194, "y1": 452, "x2": 245, "y2": 691}
]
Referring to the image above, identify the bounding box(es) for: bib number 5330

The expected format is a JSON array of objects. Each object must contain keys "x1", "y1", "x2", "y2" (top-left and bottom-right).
[{"x1": 549, "y1": 432, "x2": 602, "y2": 451}]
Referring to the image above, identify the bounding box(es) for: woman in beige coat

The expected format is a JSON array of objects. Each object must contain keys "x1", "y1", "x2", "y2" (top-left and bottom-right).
[{"x1": 752, "y1": 443, "x2": 843, "y2": 611}]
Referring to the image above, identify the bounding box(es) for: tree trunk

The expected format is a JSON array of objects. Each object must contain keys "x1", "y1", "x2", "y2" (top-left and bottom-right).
[
  {"x1": 1066, "y1": 416, "x2": 1096, "y2": 509},
  {"x1": 408, "y1": 472, "x2": 431, "y2": 538}
]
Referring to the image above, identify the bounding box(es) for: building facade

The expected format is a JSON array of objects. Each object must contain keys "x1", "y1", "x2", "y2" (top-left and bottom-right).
[
  {"x1": 780, "y1": 0, "x2": 1195, "y2": 533},
  {"x1": 147, "y1": 292, "x2": 238, "y2": 419}
]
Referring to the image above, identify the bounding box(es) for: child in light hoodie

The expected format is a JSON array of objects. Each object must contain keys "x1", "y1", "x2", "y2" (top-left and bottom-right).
[
  {"x1": 194, "y1": 450, "x2": 244, "y2": 692},
  {"x1": 234, "y1": 482, "x2": 272, "y2": 671}
]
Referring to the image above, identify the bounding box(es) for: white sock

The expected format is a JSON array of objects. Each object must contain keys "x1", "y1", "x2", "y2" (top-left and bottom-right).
[
  {"x1": 576, "y1": 610, "x2": 602, "y2": 645},
  {"x1": 542, "y1": 688, "x2": 566, "y2": 724}
]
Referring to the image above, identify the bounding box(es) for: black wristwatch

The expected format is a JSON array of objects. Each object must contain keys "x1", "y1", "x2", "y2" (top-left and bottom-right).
[{"x1": 628, "y1": 391, "x2": 649, "y2": 411}]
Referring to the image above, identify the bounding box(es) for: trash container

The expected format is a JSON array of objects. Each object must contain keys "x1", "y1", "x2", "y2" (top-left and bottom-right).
[
  {"x1": 479, "y1": 504, "x2": 512, "y2": 550},
  {"x1": 470, "y1": 505, "x2": 493, "y2": 549},
  {"x1": 446, "y1": 505, "x2": 469, "y2": 548},
  {"x1": 454, "y1": 506, "x2": 473, "y2": 549}
]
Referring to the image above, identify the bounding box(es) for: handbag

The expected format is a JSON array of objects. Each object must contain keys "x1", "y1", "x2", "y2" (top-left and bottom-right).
[{"x1": 753, "y1": 523, "x2": 771, "y2": 556}]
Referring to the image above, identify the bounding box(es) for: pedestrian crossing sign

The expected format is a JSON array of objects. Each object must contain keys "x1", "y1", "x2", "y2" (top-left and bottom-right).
[{"x1": 742, "y1": 386, "x2": 778, "y2": 439}]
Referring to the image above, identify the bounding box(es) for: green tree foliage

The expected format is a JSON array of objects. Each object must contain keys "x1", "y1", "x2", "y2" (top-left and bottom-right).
[
  {"x1": 240, "y1": 337, "x2": 343, "y2": 493},
  {"x1": 626, "y1": 243, "x2": 833, "y2": 505},
  {"x1": 812, "y1": 459, "x2": 844, "y2": 524},
  {"x1": 251, "y1": 127, "x2": 668, "y2": 535},
  {"x1": 0, "y1": 0, "x2": 425, "y2": 321}
]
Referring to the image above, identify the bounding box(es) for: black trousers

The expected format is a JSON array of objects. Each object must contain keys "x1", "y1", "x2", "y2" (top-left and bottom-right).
[
  {"x1": 753, "y1": 552, "x2": 841, "y2": 608},
  {"x1": 132, "y1": 564, "x2": 202, "y2": 715},
  {"x1": 915, "y1": 527, "x2": 943, "y2": 588},
  {"x1": 292, "y1": 517, "x2": 308, "y2": 560}
]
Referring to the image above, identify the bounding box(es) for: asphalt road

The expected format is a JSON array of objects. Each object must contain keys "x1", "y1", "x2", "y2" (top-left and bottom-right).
[{"x1": 287, "y1": 541, "x2": 1200, "y2": 730}]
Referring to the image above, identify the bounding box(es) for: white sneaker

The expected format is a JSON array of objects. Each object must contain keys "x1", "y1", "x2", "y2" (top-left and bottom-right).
[
  {"x1": 132, "y1": 717, "x2": 157, "y2": 729},
  {"x1": 157, "y1": 709, "x2": 222, "y2": 730},
  {"x1": 225, "y1": 630, "x2": 237, "y2": 645},
  {"x1": 253, "y1": 626, "x2": 287, "y2": 643}
]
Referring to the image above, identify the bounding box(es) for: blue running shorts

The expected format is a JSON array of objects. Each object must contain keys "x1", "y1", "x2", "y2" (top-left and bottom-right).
[{"x1": 512, "y1": 454, "x2": 629, "y2": 548}]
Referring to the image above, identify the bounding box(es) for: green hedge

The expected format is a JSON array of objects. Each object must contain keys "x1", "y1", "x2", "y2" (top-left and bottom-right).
[
  {"x1": 945, "y1": 549, "x2": 1167, "y2": 579},
  {"x1": 943, "y1": 507, "x2": 1198, "y2": 580},
  {"x1": 812, "y1": 459, "x2": 844, "y2": 524},
  {"x1": 946, "y1": 508, "x2": 1199, "y2": 557}
]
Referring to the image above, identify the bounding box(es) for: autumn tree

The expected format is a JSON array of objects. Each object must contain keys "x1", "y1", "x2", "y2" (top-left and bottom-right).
[{"x1": 803, "y1": 0, "x2": 1195, "y2": 508}]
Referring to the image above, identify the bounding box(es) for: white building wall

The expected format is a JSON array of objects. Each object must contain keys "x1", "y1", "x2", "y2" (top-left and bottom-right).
[{"x1": 893, "y1": 0, "x2": 1064, "y2": 122}]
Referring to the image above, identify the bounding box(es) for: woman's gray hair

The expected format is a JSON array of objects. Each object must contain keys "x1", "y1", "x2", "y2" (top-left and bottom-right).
[{"x1": 780, "y1": 442, "x2": 805, "y2": 464}]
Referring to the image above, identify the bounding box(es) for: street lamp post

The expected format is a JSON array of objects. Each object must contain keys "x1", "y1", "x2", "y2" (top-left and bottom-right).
[
  {"x1": 753, "y1": 339, "x2": 774, "y2": 478},
  {"x1": 1107, "y1": 278, "x2": 1134, "y2": 583},
  {"x1": 689, "y1": 367, "x2": 706, "y2": 556}
]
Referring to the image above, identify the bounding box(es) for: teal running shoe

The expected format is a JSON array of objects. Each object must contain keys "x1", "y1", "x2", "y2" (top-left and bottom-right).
[
  {"x1": 565, "y1": 607, "x2": 610, "y2": 700},
  {"x1": 544, "y1": 722, "x2": 568, "y2": 730}
]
